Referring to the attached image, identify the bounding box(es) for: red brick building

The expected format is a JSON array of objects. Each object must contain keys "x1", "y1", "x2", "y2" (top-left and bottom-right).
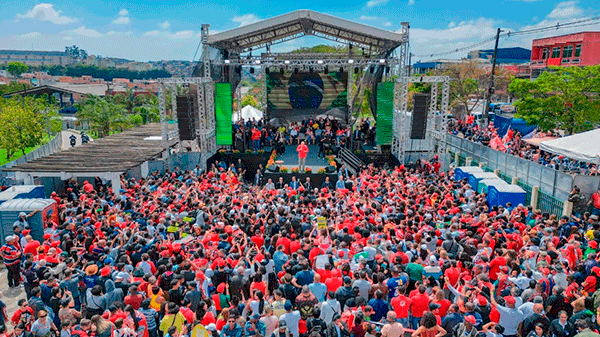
[{"x1": 530, "y1": 31, "x2": 600, "y2": 77}]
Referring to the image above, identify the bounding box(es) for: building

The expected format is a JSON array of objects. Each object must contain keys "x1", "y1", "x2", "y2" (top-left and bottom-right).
[
  {"x1": 0, "y1": 50, "x2": 74, "y2": 66},
  {"x1": 468, "y1": 47, "x2": 531, "y2": 64},
  {"x1": 412, "y1": 58, "x2": 488, "y2": 74},
  {"x1": 530, "y1": 31, "x2": 600, "y2": 77}
]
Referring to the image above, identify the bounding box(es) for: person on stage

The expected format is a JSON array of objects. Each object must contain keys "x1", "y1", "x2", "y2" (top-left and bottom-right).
[{"x1": 296, "y1": 141, "x2": 309, "y2": 171}]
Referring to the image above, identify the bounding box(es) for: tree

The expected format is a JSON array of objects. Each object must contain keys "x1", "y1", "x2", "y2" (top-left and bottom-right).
[
  {"x1": 0, "y1": 97, "x2": 46, "y2": 159},
  {"x1": 509, "y1": 65, "x2": 600, "y2": 135},
  {"x1": 77, "y1": 96, "x2": 132, "y2": 137},
  {"x1": 0, "y1": 82, "x2": 32, "y2": 95},
  {"x1": 7, "y1": 62, "x2": 28, "y2": 77},
  {"x1": 133, "y1": 94, "x2": 159, "y2": 124},
  {"x1": 241, "y1": 94, "x2": 259, "y2": 108},
  {"x1": 437, "y1": 61, "x2": 486, "y2": 116},
  {"x1": 65, "y1": 45, "x2": 88, "y2": 60}
]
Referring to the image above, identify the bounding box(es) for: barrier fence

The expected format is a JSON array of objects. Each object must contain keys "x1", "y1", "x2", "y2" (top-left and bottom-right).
[{"x1": 446, "y1": 135, "x2": 600, "y2": 216}]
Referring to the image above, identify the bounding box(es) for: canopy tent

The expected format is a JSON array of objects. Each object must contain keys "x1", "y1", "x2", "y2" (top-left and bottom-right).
[
  {"x1": 233, "y1": 105, "x2": 264, "y2": 122},
  {"x1": 539, "y1": 128, "x2": 600, "y2": 163},
  {"x1": 523, "y1": 136, "x2": 555, "y2": 147}
]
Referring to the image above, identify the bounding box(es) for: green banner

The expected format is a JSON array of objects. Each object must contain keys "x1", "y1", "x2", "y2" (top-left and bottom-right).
[
  {"x1": 214, "y1": 83, "x2": 232, "y2": 145},
  {"x1": 376, "y1": 82, "x2": 394, "y2": 145}
]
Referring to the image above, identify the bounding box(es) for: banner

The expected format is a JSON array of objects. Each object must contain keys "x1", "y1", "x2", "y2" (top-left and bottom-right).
[{"x1": 376, "y1": 82, "x2": 394, "y2": 145}]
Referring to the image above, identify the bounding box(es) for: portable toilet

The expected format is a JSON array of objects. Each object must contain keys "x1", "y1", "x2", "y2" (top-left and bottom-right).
[
  {"x1": 0, "y1": 199, "x2": 58, "y2": 245},
  {"x1": 487, "y1": 184, "x2": 526, "y2": 209},
  {"x1": 454, "y1": 166, "x2": 483, "y2": 181},
  {"x1": 0, "y1": 185, "x2": 45, "y2": 205},
  {"x1": 468, "y1": 172, "x2": 501, "y2": 192},
  {"x1": 478, "y1": 178, "x2": 509, "y2": 195}
]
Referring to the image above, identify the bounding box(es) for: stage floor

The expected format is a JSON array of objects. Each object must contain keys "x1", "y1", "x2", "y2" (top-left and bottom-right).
[{"x1": 275, "y1": 144, "x2": 329, "y2": 170}]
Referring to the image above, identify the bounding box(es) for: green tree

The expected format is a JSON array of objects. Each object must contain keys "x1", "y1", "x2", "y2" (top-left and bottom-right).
[
  {"x1": 509, "y1": 66, "x2": 600, "y2": 134},
  {"x1": 77, "y1": 96, "x2": 132, "y2": 137},
  {"x1": 0, "y1": 97, "x2": 46, "y2": 159},
  {"x1": 7, "y1": 62, "x2": 28, "y2": 77},
  {"x1": 241, "y1": 94, "x2": 259, "y2": 108},
  {"x1": 0, "y1": 82, "x2": 32, "y2": 95},
  {"x1": 436, "y1": 61, "x2": 486, "y2": 116},
  {"x1": 133, "y1": 94, "x2": 159, "y2": 124}
]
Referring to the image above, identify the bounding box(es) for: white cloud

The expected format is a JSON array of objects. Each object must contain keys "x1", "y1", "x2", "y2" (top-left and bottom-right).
[
  {"x1": 232, "y1": 14, "x2": 261, "y2": 27},
  {"x1": 107, "y1": 31, "x2": 133, "y2": 36},
  {"x1": 143, "y1": 29, "x2": 198, "y2": 39},
  {"x1": 16, "y1": 3, "x2": 77, "y2": 25},
  {"x1": 119, "y1": 9, "x2": 129, "y2": 16},
  {"x1": 360, "y1": 15, "x2": 378, "y2": 21},
  {"x1": 408, "y1": 0, "x2": 415, "y2": 5},
  {"x1": 63, "y1": 36, "x2": 73, "y2": 41},
  {"x1": 144, "y1": 30, "x2": 161, "y2": 36},
  {"x1": 69, "y1": 26, "x2": 104, "y2": 38},
  {"x1": 112, "y1": 16, "x2": 130, "y2": 24},
  {"x1": 547, "y1": 1, "x2": 583, "y2": 19},
  {"x1": 384, "y1": 22, "x2": 392, "y2": 27},
  {"x1": 21, "y1": 32, "x2": 42, "y2": 38},
  {"x1": 161, "y1": 21, "x2": 171, "y2": 30},
  {"x1": 366, "y1": 0, "x2": 388, "y2": 7},
  {"x1": 409, "y1": 18, "x2": 498, "y2": 59}
]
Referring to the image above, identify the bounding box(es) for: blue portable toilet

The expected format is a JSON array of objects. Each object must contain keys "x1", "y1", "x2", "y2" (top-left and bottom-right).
[
  {"x1": 477, "y1": 178, "x2": 509, "y2": 194},
  {"x1": 0, "y1": 185, "x2": 45, "y2": 205},
  {"x1": 0, "y1": 199, "x2": 58, "y2": 245},
  {"x1": 468, "y1": 172, "x2": 501, "y2": 192},
  {"x1": 454, "y1": 166, "x2": 484, "y2": 181},
  {"x1": 487, "y1": 184, "x2": 526, "y2": 208}
]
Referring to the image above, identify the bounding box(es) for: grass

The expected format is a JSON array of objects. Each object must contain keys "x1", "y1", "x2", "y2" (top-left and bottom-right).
[{"x1": 0, "y1": 135, "x2": 51, "y2": 166}]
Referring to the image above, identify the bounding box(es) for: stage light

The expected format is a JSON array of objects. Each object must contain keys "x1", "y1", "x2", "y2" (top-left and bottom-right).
[
  {"x1": 379, "y1": 59, "x2": 386, "y2": 64},
  {"x1": 255, "y1": 60, "x2": 261, "y2": 65},
  {"x1": 224, "y1": 59, "x2": 231, "y2": 64},
  {"x1": 284, "y1": 60, "x2": 291, "y2": 64},
  {"x1": 250, "y1": 67, "x2": 255, "y2": 74},
  {"x1": 348, "y1": 59, "x2": 355, "y2": 64},
  {"x1": 317, "y1": 60, "x2": 324, "y2": 64}
]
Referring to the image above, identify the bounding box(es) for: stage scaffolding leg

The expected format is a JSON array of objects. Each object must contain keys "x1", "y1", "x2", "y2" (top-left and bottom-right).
[{"x1": 158, "y1": 84, "x2": 169, "y2": 158}]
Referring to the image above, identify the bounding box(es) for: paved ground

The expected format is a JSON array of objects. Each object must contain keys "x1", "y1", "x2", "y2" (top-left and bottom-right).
[{"x1": 0, "y1": 267, "x2": 26, "y2": 323}]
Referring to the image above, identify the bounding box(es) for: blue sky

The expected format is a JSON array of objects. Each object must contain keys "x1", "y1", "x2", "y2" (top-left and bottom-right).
[{"x1": 1, "y1": 0, "x2": 599, "y2": 62}]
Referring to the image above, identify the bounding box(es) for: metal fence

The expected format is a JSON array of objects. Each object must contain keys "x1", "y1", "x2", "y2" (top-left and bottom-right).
[
  {"x1": 446, "y1": 135, "x2": 596, "y2": 202},
  {"x1": 537, "y1": 191, "x2": 564, "y2": 216}
]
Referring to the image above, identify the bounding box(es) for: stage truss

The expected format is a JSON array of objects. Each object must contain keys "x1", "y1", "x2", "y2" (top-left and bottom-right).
[
  {"x1": 392, "y1": 76, "x2": 450, "y2": 165},
  {"x1": 158, "y1": 77, "x2": 216, "y2": 167}
]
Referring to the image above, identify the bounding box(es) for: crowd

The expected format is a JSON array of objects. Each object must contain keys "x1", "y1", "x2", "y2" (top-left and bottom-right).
[
  {"x1": 448, "y1": 117, "x2": 599, "y2": 176},
  {"x1": 232, "y1": 117, "x2": 376, "y2": 154},
  {"x1": 3, "y1": 155, "x2": 600, "y2": 337}
]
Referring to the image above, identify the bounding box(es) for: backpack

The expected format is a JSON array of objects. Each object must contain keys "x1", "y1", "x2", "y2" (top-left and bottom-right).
[{"x1": 306, "y1": 318, "x2": 326, "y2": 335}]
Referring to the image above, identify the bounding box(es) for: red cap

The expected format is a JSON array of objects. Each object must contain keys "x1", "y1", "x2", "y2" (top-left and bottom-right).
[
  {"x1": 504, "y1": 296, "x2": 516, "y2": 306},
  {"x1": 590, "y1": 241, "x2": 598, "y2": 249},
  {"x1": 43, "y1": 233, "x2": 52, "y2": 240},
  {"x1": 217, "y1": 283, "x2": 226, "y2": 293},
  {"x1": 477, "y1": 295, "x2": 488, "y2": 306},
  {"x1": 100, "y1": 266, "x2": 111, "y2": 277},
  {"x1": 196, "y1": 271, "x2": 205, "y2": 280},
  {"x1": 464, "y1": 315, "x2": 476, "y2": 325}
]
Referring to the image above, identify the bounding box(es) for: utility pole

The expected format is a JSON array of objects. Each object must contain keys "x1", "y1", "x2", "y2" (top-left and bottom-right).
[{"x1": 484, "y1": 28, "x2": 503, "y2": 124}]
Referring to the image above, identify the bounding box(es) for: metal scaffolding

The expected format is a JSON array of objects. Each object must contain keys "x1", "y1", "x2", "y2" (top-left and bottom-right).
[
  {"x1": 392, "y1": 76, "x2": 450, "y2": 165},
  {"x1": 158, "y1": 77, "x2": 216, "y2": 169}
]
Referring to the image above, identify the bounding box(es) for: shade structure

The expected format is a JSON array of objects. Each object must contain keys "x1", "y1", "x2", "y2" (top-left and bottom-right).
[
  {"x1": 539, "y1": 128, "x2": 600, "y2": 164},
  {"x1": 233, "y1": 105, "x2": 264, "y2": 123}
]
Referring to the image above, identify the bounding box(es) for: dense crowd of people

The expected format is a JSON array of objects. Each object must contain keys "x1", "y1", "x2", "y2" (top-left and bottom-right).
[
  {"x1": 232, "y1": 117, "x2": 376, "y2": 155},
  {"x1": 448, "y1": 117, "x2": 599, "y2": 176},
  {"x1": 2, "y1": 131, "x2": 600, "y2": 337}
]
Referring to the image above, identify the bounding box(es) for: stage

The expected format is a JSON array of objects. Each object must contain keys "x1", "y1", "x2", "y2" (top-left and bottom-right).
[{"x1": 275, "y1": 144, "x2": 330, "y2": 171}]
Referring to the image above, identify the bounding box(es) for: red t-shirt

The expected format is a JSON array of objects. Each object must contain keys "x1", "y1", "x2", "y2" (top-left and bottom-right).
[
  {"x1": 325, "y1": 277, "x2": 343, "y2": 293},
  {"x1": 489, "y1": 256, "x2": 506, "y2": 281},
  {"x1": 444, "y1": 267, "x2": 460, "y2": 287},
  {"x1": 124, "y1": 294, "x2": 143, "y2": 310},
  {"x1": 24, "y1": 240, "x2": 41, "y2": 256},
  {"x1": 391, "y1": 295, "x2": 411, "y2": 318},
  {"x1": 592, "y1": 193, "x2": 600, "y2": 209},
  {"x1": 436, "y1": 299, "x2": 452, "y2": 317},
  {"x1": 409, "y1": 293, "x2": 430, "y2": 318}
]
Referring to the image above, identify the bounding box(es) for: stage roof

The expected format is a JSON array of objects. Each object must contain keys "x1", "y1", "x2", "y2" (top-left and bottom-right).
[
  {"x1": 6, "y1": 123, "x2": 174, "y2": 173},
  {"x1": 207, "y1": 10, "x2": 406, "y2": 54}
]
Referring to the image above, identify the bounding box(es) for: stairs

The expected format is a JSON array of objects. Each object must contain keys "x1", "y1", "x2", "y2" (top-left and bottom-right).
[{"x1": 337, "y1": 148, "x2": 365, "y2": 175}]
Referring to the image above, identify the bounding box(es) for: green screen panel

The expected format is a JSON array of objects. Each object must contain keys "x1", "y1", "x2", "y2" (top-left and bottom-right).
[
  {"x1": 376, "y1": 82, "x2": 394, "y2": 145},
  {"x1": 214, "y1": 83, "x2": 233, "y2": 145}
]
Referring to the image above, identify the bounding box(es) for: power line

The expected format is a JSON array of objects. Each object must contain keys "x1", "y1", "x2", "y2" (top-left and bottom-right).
[{"x1": 411, "y1": 16, "x2": 600, "y2": 58}]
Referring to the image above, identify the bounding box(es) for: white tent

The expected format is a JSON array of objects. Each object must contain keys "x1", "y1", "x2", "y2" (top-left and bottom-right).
[
  {"x1": 233, "y1": 105, "x2": 263, "y2": 122},
  {"x1": 539, "y1": 128, "x2": 600, "y2": 163}
]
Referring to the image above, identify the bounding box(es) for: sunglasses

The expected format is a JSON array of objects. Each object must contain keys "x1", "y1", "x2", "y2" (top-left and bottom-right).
[{"x1": 39, "y1": 315, "x2": 47, "y2": 318}]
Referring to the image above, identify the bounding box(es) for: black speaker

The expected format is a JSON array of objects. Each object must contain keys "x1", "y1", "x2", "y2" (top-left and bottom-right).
[
  {"x1": 176, "y1": 94, "x2": 197, "y2": 141},
  {"x1": 410, "y1": 93, "x2": 429, "y2": 140},
  {"x1": 250, "y1": 67, "x2": 255, "y2": 74},
  {"x1": 325, "y1": 165, "x2": 336, "y2": 173},
  {"x1": 324, "y1": 66, "x2": 328, "y2": 73},
  {"x1": 267, "y1": 165, "x2": 280, "y2": 173}
]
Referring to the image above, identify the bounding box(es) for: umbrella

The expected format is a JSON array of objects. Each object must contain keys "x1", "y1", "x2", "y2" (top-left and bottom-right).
[{"x1": 269, "y1": 117, "x2": 286, "y2": 126}]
